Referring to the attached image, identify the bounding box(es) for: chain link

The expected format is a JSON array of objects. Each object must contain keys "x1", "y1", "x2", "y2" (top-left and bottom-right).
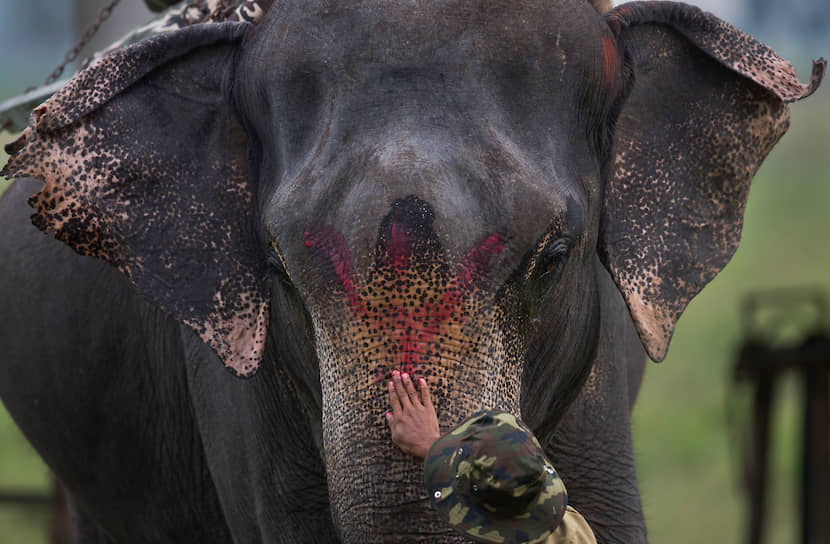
[
  {"x1": 209, "y1": 0, "x2": 239, "y2": 22},
  {"x1": 3, "y1": 0, "x2": 247, "y2": 133},
  {"x1": 26, "y1": 0, "x2": 122, "y2": 92},
  {"x1": 183, "y1": 0, "x2": 243, "y2": 24},
  {"x1": 28, "y1": 0, "x2": 248, "y2": 92}
]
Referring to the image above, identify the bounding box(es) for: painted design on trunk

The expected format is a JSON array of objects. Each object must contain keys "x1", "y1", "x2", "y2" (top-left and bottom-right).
[
  {"x1": 306, "y1": 198, "x2": 506, "y2": 385},
  {"x1": 304, "y1": 196, "x2": 522, "y2": 540}
]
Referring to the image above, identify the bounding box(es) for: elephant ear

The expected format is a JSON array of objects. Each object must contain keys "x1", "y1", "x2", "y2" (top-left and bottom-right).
[
  {"x1": 2, "y1": 22, "x2": 269, "y2": 377},
  {"x1": 599, "y1": 2, "x2": 825, "y2": 361}
]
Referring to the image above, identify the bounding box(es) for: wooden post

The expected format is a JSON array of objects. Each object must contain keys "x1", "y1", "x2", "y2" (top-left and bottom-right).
[
  {"x1": 746, "y1": 372, "x2": 775, "y2": 544},
  {"x1": 737, "y1": 291, "x2": 830, "y2": 544},
  {"x1": 49, "y1": 479, "x2": 73, "y2": 544},
  {"x1": 801, "y1": 338, "x2": 830, "y2": 544}
]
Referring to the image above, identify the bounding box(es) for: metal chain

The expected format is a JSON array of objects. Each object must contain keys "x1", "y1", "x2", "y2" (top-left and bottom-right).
[
  {"x1": 209, "y1": 0, "x2": 239, "y2": 21},
  {"x1": 184, "y1": 0, "x2": 242, "y2": 24},
  {"x1": 26, "y1": 0, "x2": 122, "y2": 92},
  {"x1": 15, "y1": 0, "x2": 245, "y2": 98}
]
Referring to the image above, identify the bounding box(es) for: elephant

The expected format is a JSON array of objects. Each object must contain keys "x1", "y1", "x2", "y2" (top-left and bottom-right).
[{"x1": 0, "y1": 0, "x2": 824, "y2": 542}]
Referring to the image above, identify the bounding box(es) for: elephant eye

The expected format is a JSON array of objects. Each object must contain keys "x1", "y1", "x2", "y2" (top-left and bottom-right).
[
  {"x1": 538, "y1": 239, "x2": 569, "y2": 279},
  {"x1": 515, "y1": 236, "x2": 571, "y2": 320},
  {"x1": 268, "y1": 242, "x2": 292, "y2": 282}
]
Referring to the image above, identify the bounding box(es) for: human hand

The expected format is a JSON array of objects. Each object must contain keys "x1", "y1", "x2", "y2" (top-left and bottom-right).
[{"x1": 385, "y1": 371, "x2": 440, "y2": 458}]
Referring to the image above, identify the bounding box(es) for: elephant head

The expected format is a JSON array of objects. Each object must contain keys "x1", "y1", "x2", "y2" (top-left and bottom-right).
[{"x1": 3, "y1": 0, "x2": 823, "y2": 540}]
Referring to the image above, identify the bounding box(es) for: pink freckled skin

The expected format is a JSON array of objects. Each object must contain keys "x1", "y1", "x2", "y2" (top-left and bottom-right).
[{"x1": 306, "y1": 227, "x2": 506, "y2": 385}]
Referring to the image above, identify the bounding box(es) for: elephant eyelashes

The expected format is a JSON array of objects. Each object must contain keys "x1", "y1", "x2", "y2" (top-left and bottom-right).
[
  {"x1": 267, "y1": 243, "x2": 291, "y2": 282},
  {"x1": 539, "y1": 240, "x2": 569, "y2": 278},
  {"x1": 521, "y1": 237, "x2": 570, "y2": 298},
  {"x1": 510, "y1": 237, "x2": 570, "y2": 327}
]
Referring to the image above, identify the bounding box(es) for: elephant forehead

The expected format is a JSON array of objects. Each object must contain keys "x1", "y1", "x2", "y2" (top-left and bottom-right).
[
  {"x1": 256, "y1": 0, "x2": 607, "y2": 68},
  {"x1": 252, "y1": 1, "x2": 606, "y2": 267},
  {"x1": 243, "y1": 0, "x2": 612, "y2": 123}
]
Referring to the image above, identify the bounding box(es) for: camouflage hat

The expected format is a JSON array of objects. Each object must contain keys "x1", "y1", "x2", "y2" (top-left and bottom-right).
[{"x1": 424, "y1": 411, "x2": 567, "y2": 544}]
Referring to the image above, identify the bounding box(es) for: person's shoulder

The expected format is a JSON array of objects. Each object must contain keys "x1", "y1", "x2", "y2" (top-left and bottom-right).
[{"x1": 545, "y1": 506, "x2": 597, "y2": 544}]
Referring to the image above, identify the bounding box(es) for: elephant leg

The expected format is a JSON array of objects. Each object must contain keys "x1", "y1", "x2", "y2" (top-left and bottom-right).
[
  {"x1": 0, "y1": 179, "x2": 232, "y2": 544},
  {"x1": 544, "y1": 267, "x2": 648, "y2": 544},
  {"x1": 182, "y1": 328, "x2": 338, "y2": 543}
]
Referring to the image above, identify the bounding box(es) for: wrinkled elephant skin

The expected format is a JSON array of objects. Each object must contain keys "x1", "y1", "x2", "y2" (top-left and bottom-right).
[{"x1": 0, "y1": 1, "x2": 823, "y2": 543}]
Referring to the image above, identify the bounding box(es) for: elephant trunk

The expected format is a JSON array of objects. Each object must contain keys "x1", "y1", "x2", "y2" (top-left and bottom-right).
[
  {"x1": 322, "y1": 376, "x2": 522, "y2": 542},
  {"x1": 315, "y1": 319, "x2": 523, "y2": 541},
  {"x1": 323, "y1": 403, "x2": 462, "y2": 542}
]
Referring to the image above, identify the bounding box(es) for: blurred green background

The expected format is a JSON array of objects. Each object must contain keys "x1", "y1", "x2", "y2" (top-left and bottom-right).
[{"x1": 0, "y1": 1, "x2": 828, "y2": 543}]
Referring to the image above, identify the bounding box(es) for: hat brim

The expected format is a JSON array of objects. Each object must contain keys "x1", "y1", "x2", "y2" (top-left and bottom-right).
[{"x1": 425, "y1": 441, "x2": 567, "y2": 544}]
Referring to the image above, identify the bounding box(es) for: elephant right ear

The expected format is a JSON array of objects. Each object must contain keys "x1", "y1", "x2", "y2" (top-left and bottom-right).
[
  {"x1": 2, "y1": 22, "x2": 270, "y2": 377},
  {"x1": 598, "y1": 2, "x2": 825, "y2": 362}
]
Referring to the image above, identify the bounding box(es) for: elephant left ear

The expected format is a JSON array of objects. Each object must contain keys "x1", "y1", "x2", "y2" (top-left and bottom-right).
[
  {"x1": 598, "y1": 2, "x2": 825, "y2": 362},
  {"x1": 2, "y1": 22, "x2": 269, "y2": 376}
]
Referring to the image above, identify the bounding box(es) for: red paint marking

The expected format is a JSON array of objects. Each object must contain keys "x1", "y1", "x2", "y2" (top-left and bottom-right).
[
  {"x1": 304, "y1": 229, "x2": 366, "y2": 317},
  {"x1": 307, "y1": 227, "x2": 505, "y2": 383},
  {"x1": 602, "y1": 33, "x2": 620, "y2": 92},
  {"x1": 451, "y1": 232, "x2": 506, "y2": 298}
]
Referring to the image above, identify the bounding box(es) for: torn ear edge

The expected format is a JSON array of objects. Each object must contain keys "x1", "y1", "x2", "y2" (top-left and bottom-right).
[
  {"x1": 606, "y1": 2, "x2": 826, "y2": 103},
  {"x1": 2, "y1": 21, "x2": 267, "y2": 377},
  {"x1": 18, "y1": 21, "x2": 250, "y2": 137}
]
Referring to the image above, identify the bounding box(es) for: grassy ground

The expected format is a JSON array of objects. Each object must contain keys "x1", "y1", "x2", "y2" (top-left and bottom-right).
[{"x1": 0, "y1": 91, "x2": 827, "y2": 543}]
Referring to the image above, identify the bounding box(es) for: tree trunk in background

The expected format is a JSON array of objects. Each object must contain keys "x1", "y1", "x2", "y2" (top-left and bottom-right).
[{"x1": 49, "y1": 479, "x2": 72, "y2": 544}]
